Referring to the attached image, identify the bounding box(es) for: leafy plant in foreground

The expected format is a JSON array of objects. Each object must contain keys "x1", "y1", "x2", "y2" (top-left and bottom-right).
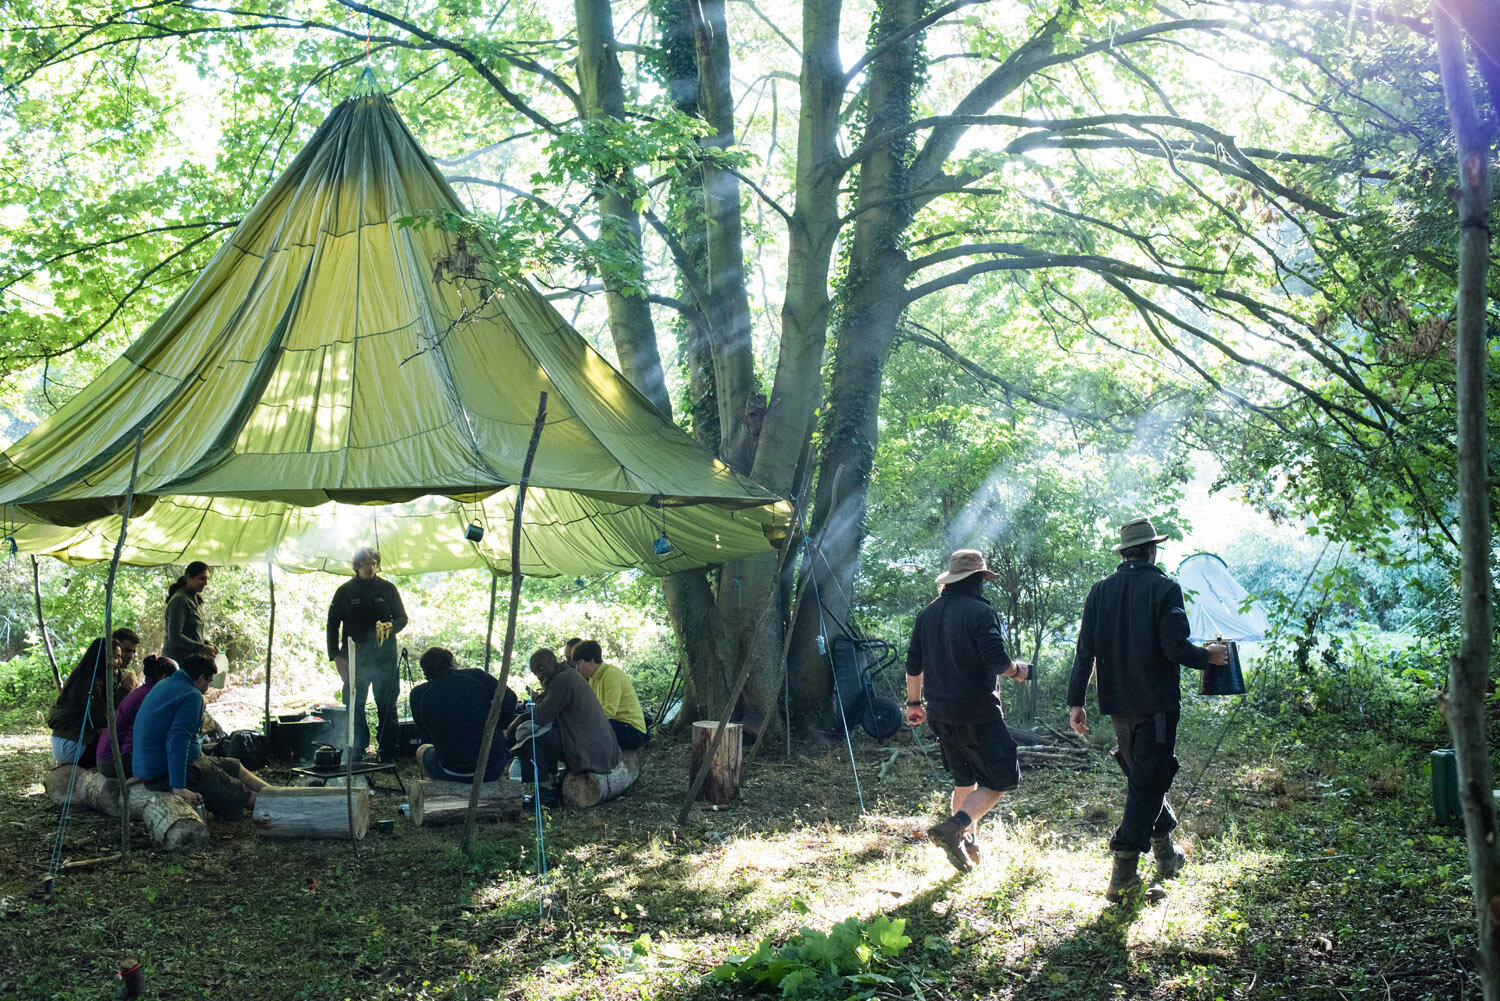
[{"x1": 712, "y1": 909, "x2": 914, "y2": 999}]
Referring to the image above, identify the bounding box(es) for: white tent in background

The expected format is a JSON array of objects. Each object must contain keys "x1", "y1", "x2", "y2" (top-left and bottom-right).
[{"x1": 1175, "y1": 553, "x2": 1271, "y2": 642}]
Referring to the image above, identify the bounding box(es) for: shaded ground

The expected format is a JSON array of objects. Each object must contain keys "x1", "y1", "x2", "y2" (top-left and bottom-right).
[{"x1": 0, "y1": 695, "x2": 1478, "y2": 1001}]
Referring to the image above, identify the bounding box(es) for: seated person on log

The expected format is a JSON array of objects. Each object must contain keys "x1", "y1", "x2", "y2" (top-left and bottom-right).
[
  {"x1": 47, "y1": 629, "x2": 139, "y2": 767},
  {"x1": 571, "y1": 640, "x2": 648, "y2": 751},
  {"x1": 132, "y1": 655, "x2": 273, "y2": 819},
  {"x1": 508, "y1": 648, "x2": 620, "y2": 803},
  {"x1": 98, "y1": 654, "x2": 177, "y2": 779},
  {"x1": 409, "y1": 646, "x2": 518, "y2": 783}
]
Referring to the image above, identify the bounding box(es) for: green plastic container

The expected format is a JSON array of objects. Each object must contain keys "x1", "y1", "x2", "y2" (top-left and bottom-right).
[{"x1": 1431, "y1": 749, "x2": 1462, "y2": 828}]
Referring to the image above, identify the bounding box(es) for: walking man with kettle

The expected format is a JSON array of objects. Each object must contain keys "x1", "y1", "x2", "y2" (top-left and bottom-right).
[{"x1": 1067, "y1": 517, "x2": 1228, "y2": 901}]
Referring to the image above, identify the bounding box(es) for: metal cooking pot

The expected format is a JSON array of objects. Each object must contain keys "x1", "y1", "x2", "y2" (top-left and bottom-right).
[{"x1": 313, "y1": 744, "x2": 343, "y2": 769}]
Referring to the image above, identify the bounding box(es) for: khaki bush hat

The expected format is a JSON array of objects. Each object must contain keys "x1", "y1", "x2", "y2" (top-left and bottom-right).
[
  {"x1": 1113, "y1": 516, "x2": 1169, "y2": 552},
  {"x1": 935, "y1": 549, "x2": 998, "y2": 586}
]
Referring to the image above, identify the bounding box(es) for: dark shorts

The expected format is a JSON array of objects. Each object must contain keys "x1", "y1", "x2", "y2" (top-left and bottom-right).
[
  {"x1": 145, "y1": 756, "x2": 251, "y2": 820},
  {"x1": 930, "y1": 718, "x2": 1019, "y2": 793}
]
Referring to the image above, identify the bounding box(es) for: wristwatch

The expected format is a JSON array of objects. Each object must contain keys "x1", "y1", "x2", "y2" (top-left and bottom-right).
[{"x1": 906, "y1": 700, "x2": 923, "y2": 707}]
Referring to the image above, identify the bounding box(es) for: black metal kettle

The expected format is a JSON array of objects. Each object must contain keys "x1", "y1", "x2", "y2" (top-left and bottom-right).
[{"x1": 1200, "y1": 637, "x2": 1247, "y2": 696}]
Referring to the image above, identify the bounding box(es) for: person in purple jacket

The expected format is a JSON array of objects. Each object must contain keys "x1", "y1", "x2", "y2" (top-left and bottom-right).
[
  {"x1": 98, "y1": 655, "x2": 176, "y2": 779},
  {"x1": 132, "y1": 656, "x2": 273, "y2": 818}
]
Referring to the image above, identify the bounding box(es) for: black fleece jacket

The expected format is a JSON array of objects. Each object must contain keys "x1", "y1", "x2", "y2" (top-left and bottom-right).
[
  {"x1": 905, "y1": 578, "x2": 1014, "y2": 725},
  {"x1": 1066, "y1": 561, "x2": 1210, "y2": 716}
]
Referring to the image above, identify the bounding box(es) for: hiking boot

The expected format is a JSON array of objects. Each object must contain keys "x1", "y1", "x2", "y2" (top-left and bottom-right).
[
  {"x1": 1105, "y1": 850, "x2": 1142, "y2": 901},
  {"x1": 1151, "y1": 836, "x2": 1186, "y2": 879},
  {"x1": 962, "y1": 834, "x2": 981, "y2": 868},
  {"x1": 927, "y1": 816, "x2": 972, "y2": 873}
]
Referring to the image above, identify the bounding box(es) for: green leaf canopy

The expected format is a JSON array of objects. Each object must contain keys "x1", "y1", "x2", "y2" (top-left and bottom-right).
[{"x1": 0, "y1": 92, "x2": 788, "y2": 575}]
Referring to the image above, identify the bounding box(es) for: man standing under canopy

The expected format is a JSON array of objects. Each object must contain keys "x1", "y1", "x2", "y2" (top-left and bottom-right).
[
  {"x1": 906, "y1": 549, "x2": 1030, "y2": 874},
  {"x1": 327, "y1": 547, "x2": 408, "y2": 763},
  {"x1": 1067, "y1": 517, "x2": 1228, "y2": 902}
]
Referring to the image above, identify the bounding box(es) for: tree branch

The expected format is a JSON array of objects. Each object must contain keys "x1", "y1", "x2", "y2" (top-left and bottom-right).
[
  {"x1": 843, "y1": 0, "x2": 991, "y2": 87},
  {"x1": 333, "y1": 0, "x2": 563, "y2": 134}
]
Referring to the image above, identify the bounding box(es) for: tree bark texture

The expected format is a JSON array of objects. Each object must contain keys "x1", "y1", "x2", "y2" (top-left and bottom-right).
[
  {"x1": 43, "y1": 765, "x2": 208, "y2": 851},
  {"x1": 683, "y1": 0, "x2": 847, "y2": 742},
  {"x1": 413, "y1": 779, "x2": 522, "y2": 826},
  {"x1": 1434, "y1": 9, "x2": 1500, "y2": 1000},
  {"x1": 787, "y1": 5, "x2": 1075, "y2": 727},
  {"x1": 689, "y1": 719, "x2": 742, "y2": 804},
  {"x1": 561, "y1": 749, "x2": 644, "y2": 807},
  {"x1": 252, "y1": 787, "x2": 371, "y2": 840},
  {"x1": 688, "y1": 0, "x2": 762, "y2": 472},
  {"x1": 575, "y1": 0, "x2": 672, "y2": 416},
  {"x1": 788, "y1": 0, "x2": 926, "y2": 725}
]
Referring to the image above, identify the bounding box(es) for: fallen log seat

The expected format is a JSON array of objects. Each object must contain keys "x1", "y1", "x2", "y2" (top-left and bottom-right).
[
  {"x1": 411, "y1": 779, "x2": 523, "y2": 826},
  {"x1": 562, "y1": 749, "x2": 645, "y2": 808},
  {"x1": 43, "y1": 765, "x2": 208, "y2": 851},
  {"x1": 252, "y1": 787, "x2": 371, "y2": 840}
]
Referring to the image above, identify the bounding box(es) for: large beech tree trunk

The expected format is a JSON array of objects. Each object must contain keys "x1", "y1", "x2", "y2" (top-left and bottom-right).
[
  {"x1": 575, "y1": 0, "x2": 672, "y2": 417},
  {"x1": 702, "y1": 0, "x2": 847, "y2": 737},
  {"x1": 787, "y1": 0, "x2": 925, "y2": 724},
  {"x1": 786, "y1": 5, "x2": 1075, "y2": 728},
  {"x1": 688, "y1": 0, "x2": 761, "y2": 473},
  {"x1": 1434, "y1": 8, "x2": 1500, "y2": 999}
]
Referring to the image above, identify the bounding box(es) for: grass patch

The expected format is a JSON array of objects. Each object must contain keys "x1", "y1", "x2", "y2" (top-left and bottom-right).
[{"x1": 0, "y1": 693, "x2": 1479, "y2": 1001}]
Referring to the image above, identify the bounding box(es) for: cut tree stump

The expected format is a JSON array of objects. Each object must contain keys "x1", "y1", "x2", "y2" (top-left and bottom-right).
[
  {"x1": 252, "y1": 787, "x2": 371, "y2": 840},
  {"x1": 43, "y1": 765, "x2": 208, "y2": 851},
  {"x1": 562, "y1": 749, "x2": 644, "y2": 808},
  {"x1": 689, "y1": 720, "x2": 742, "y2": 805},
  {"x1": 411, "y1": 779, "x2": 522, "y2": 827}
]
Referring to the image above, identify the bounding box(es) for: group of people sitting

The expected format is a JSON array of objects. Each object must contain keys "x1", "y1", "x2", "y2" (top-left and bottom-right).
[
  {"x1": 410, "y1": 636, "x2": 648, "y2": 807},
  {"x1": 47, "y1": 626, "x2": 273, "y2": 821},
  {"x1": 45, "y1": 549, "x2": 651, "y2": 821}
]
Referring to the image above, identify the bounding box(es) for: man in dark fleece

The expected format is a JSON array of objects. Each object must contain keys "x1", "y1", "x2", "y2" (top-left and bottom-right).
[
  {"x1": 326, "y1": 547, "x2": 408, "y2": 762},
  {"x1": 1068, "y1": 516, "x2": 1227, "y2": 902},
  {"x1": 905, "y1": 549, "x2": 1030, "y2": 874},
  {"x1": 409, "y1": 647, "x2": 517, "y2": 782}
]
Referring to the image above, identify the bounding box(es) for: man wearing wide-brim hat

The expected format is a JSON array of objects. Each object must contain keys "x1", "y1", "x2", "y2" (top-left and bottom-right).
[
  {"x1": 905, "y1": 548, "x2": 1030, "y2": 874},
  {"x1": 1066, "y1": 517, "x2": 1228, "y2": 901}
]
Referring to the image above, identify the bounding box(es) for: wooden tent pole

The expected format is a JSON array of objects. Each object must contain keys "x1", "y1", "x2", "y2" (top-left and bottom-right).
[
  {"x1": 104, "y1": 430, "x2": 145, "y2": 854},
  {"x1": 483, "y1": 570, "x2": 499, "y2": 672},
  {"x1": 263, "y1": 561, "x2": 276, "y2": 734},
  {"x1": 32, "y1": 555, "x2": 61, "y2": 690},
  {"x1": 463, "y1": 392, "x2": 547, "y2": 853},
  {"x1": 344, "y1": 640, "x2": 358, "y2": 853}
]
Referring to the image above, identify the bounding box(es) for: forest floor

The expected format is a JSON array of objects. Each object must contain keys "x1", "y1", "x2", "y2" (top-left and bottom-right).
[{"x1": 0, "y1": 690, "x2": 1479, "y2": 1001}]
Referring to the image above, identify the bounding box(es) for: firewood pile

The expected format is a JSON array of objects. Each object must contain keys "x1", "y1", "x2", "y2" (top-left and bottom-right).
[{"x1": 1011, "y1": 726, "x2": 1094, "y2": 770}]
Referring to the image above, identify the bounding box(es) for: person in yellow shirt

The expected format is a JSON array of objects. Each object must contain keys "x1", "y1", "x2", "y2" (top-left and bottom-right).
[{"x1": 571, "y1": 640, "x2": 647, "y2": 750}]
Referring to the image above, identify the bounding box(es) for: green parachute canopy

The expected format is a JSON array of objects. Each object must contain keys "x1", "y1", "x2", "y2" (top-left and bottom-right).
[{"x1": 0, "y1": 93, "x2": 788, "y2": 575}]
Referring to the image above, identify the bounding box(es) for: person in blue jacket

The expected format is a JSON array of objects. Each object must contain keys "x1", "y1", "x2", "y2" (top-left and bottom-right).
[{"x1": 133, "y1": 655, "x2": 273, "y2": 819}]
